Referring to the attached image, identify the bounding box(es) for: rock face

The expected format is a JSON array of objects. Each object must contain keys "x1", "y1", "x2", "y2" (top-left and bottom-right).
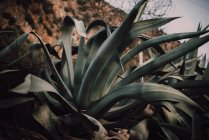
[{"x1": 0, "y1": 0, "x2": 126, "y2": 44}]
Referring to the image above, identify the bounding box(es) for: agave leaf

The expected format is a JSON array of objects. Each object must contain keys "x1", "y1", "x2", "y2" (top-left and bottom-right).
[
  {"x1": 2, "y1": 52, "x2": 30, "y2": 69},
  {"x1": 0, "y1": 97, "x2": 35, "y2": 108},
  {"x1": 179, "y1": 55, "x2": 186, "y2": 75},
  {"x1": 115, "y1": 66, "x2": 137, "y2": 84},
  {"x1": 31, "y1": 32, "x2": 73, "y2": 101},
  {"x1": 34, "y1": 92, "x2": 66, "y2": 115},
  {"x1": 69, "y1": 19, "x2": 87, "y2": 96},
  {"x1": 83, "y1": 114, "x2": 108, "y2": 140},
  {"x1": 83, "y1": 34, "x2": 96, "y2": 63},
  {"x1": 33, "y1": 104, "x2": 61, "y2": 140},
  {"x1": 59, "y1": 17, "x2": 86, "y2": 90},
  {"x1": 59, "y1": 113, "x2": 102, "y2": 139},
  {"x1": 186, "y1": 48, "x2": 198, "y2": 60},
  {"x1": 74, "y1": 37, "x2": 85, "y2": 97},
  {"x1": 103, "y1": 100, "x2": 139, "y2": 119},
  {"x1": 147, "y1": 48, "x2": 155, "y2": 58},
  {"x1": 86, "y1": 20, "x2": 111, "y2": 36},
  {"x1": 10, "y1": 74, "x2": 59, "y2": 94},
  {"x1": 10, "y1": 74, "x2": 78, "y2": 113},
  {"x1": 160, "y1": 102, "x2": 190, "y2": 128},
  {"x1": 84, "y1": 20, "x2": 111, "y2": 59},
  {"x1": 204, "y1": 95, "x2": 209, "y2": 101},
  {"x1": 139, "y1": 34, "x2": 177, "y2": 69},
  {"x1": 169, "y1": 80, "x2": 209, "y2": 89},
  {"x1": 115, "y1": 17, "x2": 179, "y2": 54},
  {"x1": 115, "y1": 34, "x2": 209, "y2": 88},
  {"x1": 83, "y1": 29, "x2": 108, "y2": 73},
  {"x1": 132, "y1": 118, "x2": 167, "y2": 140},
  {"x1": 204, "y1": 62, "x2": 209, "y2": 80},
  {"x1": 161, "y1": 127, "x2": 180, "y2": 140},
  {"x1": 90, "y1": 59, "x2": 119, "y2": 100},
  {"x1": 60, "y1": 16, "x2": 75, "y2": 89},
  {"x1": 30, "y1": 43, "x2": 45, "y2": 70},
  {"x1": 86, "y1": 20, "x2": 123, "y2": 76},
  {"x1": 162, "y1": 107, "x2": 178, "y2": 125},
  {"x1": 157, "y1": 75, "x2": 184, "y2": 83},
  {"x1": 127, "y1": 30, "x2": 208, "y2": 69},
  {"x1": 138, "y1": 34, "x2": 160, "y2": 52},
  {"x1": 192, "y1": 110, "x2": 201, "y2": 140},
  {"x1": 131, "y1": 119, "x2": 149, "y2": 140},
  {"x1": 89, "y1": 18, "x2": 192, "y2": 100},
  {"x1": 160, "y1": 124, "x2": 190, "y2": 140},
  {"x1": 148, "y1": 76, "x2": 161, "y2": 82},
  {"x1": 84, "y1": 29, "x2": 106, "y2": 60},
  {"x1": 0, "y1": 69, "x2": 19, "y2": 74},
  {"x1": 92, "y1": 55, "x2": 139, "y2": 102},
  {"x1": 197, "y1": 23, "x2": 202, "y2": 31},
  {"x1": 187, "y1": 61, "x2": 198, "y2": 76},
  {"x1": 105, "y1": 31, "x2": 208, "y2": 94},
  {"x1": 157, "y1": 70, "x2": 180, "y2": 82},
  {"x1": 77, "y1": 0, "x2": 148, "y2": 108},
  {"x1": 0, "y1": 32, "x2": 29, "y2": 59},
  {"x1": 91, "y1": 66, "x2": 137, "y2": 103},
  {"x1": 175, "y1": 103, "x2": 193, "y2": 118},
  {"x1": 203, "y1": 24, "x2": 209, "y2": 31},
  {"x1": 104, "y1": 55, "x2": 158, "y2": 96},
  {"x1": 129, "y1": 17, "x2": 179, "y2": 41},
  {"x1": 134, "y1": 0, "x2": 148, "y2": 22},
  {"x1": 60, "y1": 55, "x2": 70, "y2": 86},
  {"x1": 43, "y1": 64, "x2": 59, "y2": 91},
  {"x1": 87, "y1": 82, "x2": 200, "y2": 117},
  {"x1": 83, "y1": 22, "x2": 114, "y2": 76},
  {"x1": 198, "y1": 54, "x2": 207, "y2": 69},
  {"x1": 90, "y1": 19, "x2": 185, "y2": 102},
  {"x1": 73, "y1": 18, "x2": 87, "y2": 37},
  {"x1": 184, "y1": 49, "x2": 199, "y2": 75},
  {"x1": 2, "y1": 43, "x2": 43, "y2": 70},
  {"x1": 163, "y1": 57, "x2": 198, "y2": 72},
  {"x1": 46, "y1": 43, "x2": 60, "y2": 59}
]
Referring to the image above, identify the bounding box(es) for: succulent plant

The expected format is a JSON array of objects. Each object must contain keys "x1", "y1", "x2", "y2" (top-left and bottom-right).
[{"x1": 1, "y1": 0, "x2": 209, "y2": 139}]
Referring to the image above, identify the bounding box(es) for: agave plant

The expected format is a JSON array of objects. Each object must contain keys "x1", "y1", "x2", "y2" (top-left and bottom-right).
[{"x1": 1, "y1": 0, "x2": 209, "y2": 139}]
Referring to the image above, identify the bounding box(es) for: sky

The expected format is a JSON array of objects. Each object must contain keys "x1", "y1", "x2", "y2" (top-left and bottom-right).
[
  {"x1": 105, "y1": 0, "x2": 209, "y2": 58},
  {"x1": 164, "y1": 0, "x2": 209, "y2": 57}
]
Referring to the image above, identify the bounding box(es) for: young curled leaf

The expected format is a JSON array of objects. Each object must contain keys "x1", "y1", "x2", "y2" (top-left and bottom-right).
[{"x1": 9, "y1": 74, "x2": 59, "y2": 94}]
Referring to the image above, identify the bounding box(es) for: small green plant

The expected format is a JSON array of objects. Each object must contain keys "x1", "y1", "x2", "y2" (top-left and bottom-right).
[{"x1": 1, "y1": 0, "x2": 209, "y2": 139}]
